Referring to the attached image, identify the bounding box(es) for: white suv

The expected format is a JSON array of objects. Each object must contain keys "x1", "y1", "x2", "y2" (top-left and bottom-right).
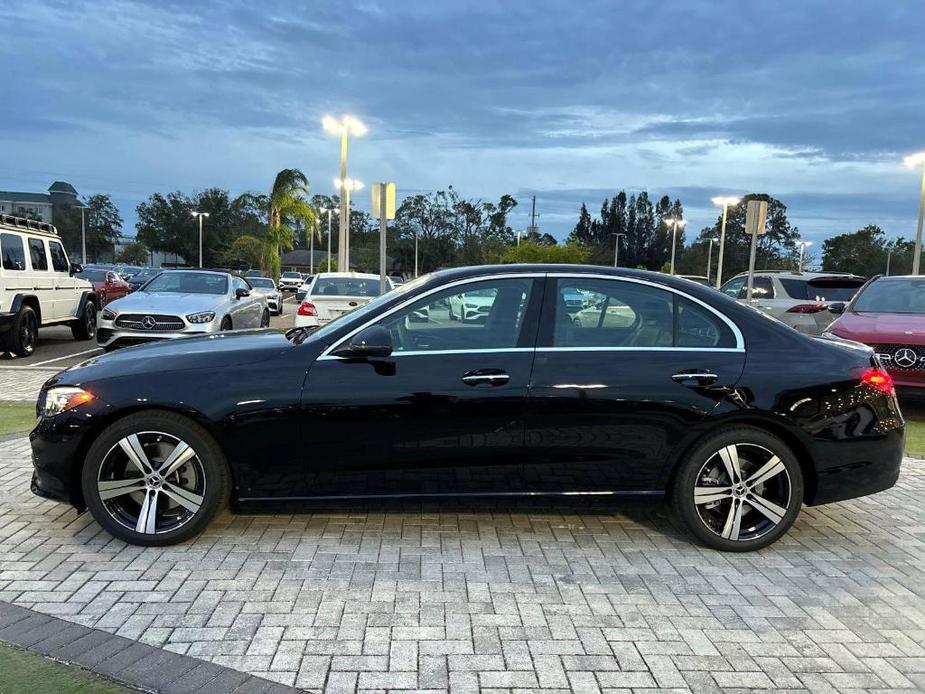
[{"x1": 0, "y1": 215, "x2": 98, "y2": 356}]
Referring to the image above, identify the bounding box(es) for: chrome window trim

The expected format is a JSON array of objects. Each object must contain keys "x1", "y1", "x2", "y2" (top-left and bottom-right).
[{"x1": 319, "y1": 271, "x2": 745, "y2": 359}]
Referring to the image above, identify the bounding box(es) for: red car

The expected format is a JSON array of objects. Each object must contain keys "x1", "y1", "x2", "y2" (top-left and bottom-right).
[
  {"x1": 76, "y1": 268, "x2": 132, "y2": 307},
  {"x1": 824, "y1": 275, "x2": 925, "y2": 388}
]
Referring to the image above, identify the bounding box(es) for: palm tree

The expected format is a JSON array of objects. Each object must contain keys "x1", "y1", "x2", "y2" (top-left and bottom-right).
[{"x1": 264, "y1": 169, "x2": 318, "y2": 277}]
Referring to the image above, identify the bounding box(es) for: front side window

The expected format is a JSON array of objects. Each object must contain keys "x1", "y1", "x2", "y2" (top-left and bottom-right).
[
  {"x1": 28, "y1": 238, "x2": 48, "y2": 271},
  {"x1": 552, "y1": 278, "x2": 736, "y2": 349},
  {"x1": 378, "y1": 278, "x2": 533, "y2": 353},
  {"x1": 750, "y1": 277, "x2": 775, "y2": 299},
  {"x1": 719, "y1": 276, "x2": 746, "y2": 298},
  {"x1": 1, "y1": 233, "x2": 26, "y2": 271},
  {"x1": 48, "y1": 241, "x2": 69, "y2": 272}
]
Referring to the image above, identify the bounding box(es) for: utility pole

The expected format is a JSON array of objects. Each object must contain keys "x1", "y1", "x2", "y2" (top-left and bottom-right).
[{"x1": 530, "y1": 196, "x2": 537, "y2": 237}]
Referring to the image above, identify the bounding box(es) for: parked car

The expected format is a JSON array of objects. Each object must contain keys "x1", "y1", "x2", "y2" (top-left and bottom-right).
[
  {"x1": 447, "y1": 286, "x2": 497, "y2": 321},
  {"x1": 679, "y1": 275, "x2": 712, "y2": 287},
  {"x1": 127, "y1": 268, "x2": 161, "y2": 291},
  {"x1": 247, "y1": 276, "x2": 283, "y2": 315},
  {"x1": 278, "y1": 271, "x2": 303, "y2": 292},
  {"x1": 823, "y1": 275, "x2": 925, "y2": 389},
  {"x1": 295, "y1": 275, "x2": 315, "y2": 302},
  {"x1": 719, "y1": 271, "x2": 866, "y2": 335},
  {"x1": 244, "y1": 269, "x2": 263, "y2": 278},
  {"x1": 76, "y1": 268, "x2": 132, "y2": 307},
  {"x1": 96, "y1": 269, "x2": 269, "y2": 350},
  {"x1": 0, "y1": 214, "x2": 97, "y2": 356},
  {"x1": 31, "y1": 265, "x2": 902, "y2": 550},
  {"x1": 295, "y1": 272, "x2": 393, "y2": 328}
]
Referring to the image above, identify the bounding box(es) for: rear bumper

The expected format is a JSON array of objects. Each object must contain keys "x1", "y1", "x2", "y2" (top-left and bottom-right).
[
  {"x1": 888, "y1": 371, "x2": 925, "y2": 389},
  {"x1": 807, "y1": 428, "x2": 904, "y2": 505}
]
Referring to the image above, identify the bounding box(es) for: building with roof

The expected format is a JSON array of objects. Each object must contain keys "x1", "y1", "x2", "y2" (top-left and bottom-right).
[{"x1": 0, "y1": 181, "x2": 80, "y2": 223}]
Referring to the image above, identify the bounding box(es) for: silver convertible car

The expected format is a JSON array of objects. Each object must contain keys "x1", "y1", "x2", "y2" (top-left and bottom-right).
[{"x1": 97, "y1": 270, "x2": 270, "y2": 350}]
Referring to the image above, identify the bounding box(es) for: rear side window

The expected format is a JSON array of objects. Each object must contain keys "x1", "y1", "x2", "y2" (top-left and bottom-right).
[
  {"x1": 48, "y1": 241, "x2": 69, "y2": 272},
  {"x1": 780, "y1": 277, "x2": 863, "y2": 302},
  {"x1": 676, "y1": 297, "x2": 737, "y2": 348},
  {"x1": 749, "y1": 277, "x2": 774, "y2": 299},
  {"x1": 28, "y1": 238, "x2": 48, "y2": 271},
  {"x1": 1, "y1": 233, "x2": 26, "y2": 271}
]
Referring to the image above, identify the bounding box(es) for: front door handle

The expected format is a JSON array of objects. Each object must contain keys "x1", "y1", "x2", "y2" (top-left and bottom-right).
[
  {"x1": 462, "y1": 370, "x2": 510, "y2": 386},
  {"x1": 671, "y1": 371, "x2": 718, "y2": 386}
]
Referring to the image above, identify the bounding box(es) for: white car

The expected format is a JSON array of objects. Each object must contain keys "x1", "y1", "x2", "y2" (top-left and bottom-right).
[
  {"x1": 0, "y1": 214, "x2": 97, "y2": 356},
  {"x1": 247, "y1": 276, "x2": 283, "y2": 315},
  {"x1": 448, "y1": 287, "x2": 497, "y2": 321},
  {"x1": 278, "y1": 271, "x2": 303, "y2": 292},
  {"x1": 295, "y1": 272, "x2": 394, "y2": 328}
]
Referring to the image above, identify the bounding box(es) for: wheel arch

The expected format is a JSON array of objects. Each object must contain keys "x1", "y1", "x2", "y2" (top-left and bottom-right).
[
  {"x1": 68, "y1": 404, "x2": 236, "y2": 511},
  {"x1": 661, "y1": 413, "x2": 818, "y2": 504},
  {"x1": 10, "y1": 293, "x2": 41, "y2": 324}
]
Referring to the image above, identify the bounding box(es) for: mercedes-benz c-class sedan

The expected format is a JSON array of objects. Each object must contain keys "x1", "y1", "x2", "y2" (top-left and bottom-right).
[{"x1": 30, "y1": 265, "x2": 903, "y2": 551}]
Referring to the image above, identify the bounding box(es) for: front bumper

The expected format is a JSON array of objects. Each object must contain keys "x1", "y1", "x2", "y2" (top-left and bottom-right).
[
  {"x1": 97, "y1": 317, "x2": 220, "y2": 349},
  {"x1": 279, "y1": 282, "x2": 301, "y2": 292}
]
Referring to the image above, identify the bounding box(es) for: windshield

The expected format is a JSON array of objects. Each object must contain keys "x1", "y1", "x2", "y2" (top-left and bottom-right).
[
  {"x1": 852, "y1": 279, "x2": 925, "y2": 314},
  {"x1": 281, "y1": 272, "x2": 301, "y2": 278},
  {"x1": 131, "y1": 269, "x2": 158, "y2": 279},
  {"x1": 249, "y1": 278, "x2": 276, "y2": 289},
  {"x1": 77, "y1": 269, "x2": 108, "y2": 282},
  {"x1": 308, "y1": 275, "x2": 429, "y2": 342},
  {"x1": 312, "y1": 277, "x2": 384, "y2": 297},
  {"x1": 780, "y1": 278, "x2": 863, "y2": 301},
  {"x1": 142, "y1": 272, "x2": 228, "y2": 295}
]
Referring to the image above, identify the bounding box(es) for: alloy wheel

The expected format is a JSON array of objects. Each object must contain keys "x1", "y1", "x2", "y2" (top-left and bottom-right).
[
  {"x1": 97, "y1": 431, "x2": 206, "y2": 535},
  {"x1": 21, "y1": 314, "x2": 36, "y2": 354},
  {"x1": 693, "y1": 443, "x2": 792, "y2": 542}
]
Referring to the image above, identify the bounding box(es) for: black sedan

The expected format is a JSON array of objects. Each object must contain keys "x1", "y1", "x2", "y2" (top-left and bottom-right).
[{"x1": 30, "y1": 265, "x2": 903, "y2": 551}]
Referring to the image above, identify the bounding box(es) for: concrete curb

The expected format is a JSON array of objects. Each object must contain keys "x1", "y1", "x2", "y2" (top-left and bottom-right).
[{"x1": 0, "y1": 601, "x2": 304, "y2": 694}]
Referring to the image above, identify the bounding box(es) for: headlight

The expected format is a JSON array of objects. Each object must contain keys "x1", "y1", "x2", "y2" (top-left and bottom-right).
[
  {"x1": 101, "y1": 308, "x2": 116, "y2": 321},
  {"x1": 41, "y1": 387, "x2": 95, "y2": 417},
  {"x1": 186, "y1": 311, "x2": 215, "y2": 324}
]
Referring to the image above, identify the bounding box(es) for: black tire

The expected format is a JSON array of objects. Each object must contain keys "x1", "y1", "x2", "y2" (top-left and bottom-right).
[
  {"x1": 220, "y1": 316, "x2": 232, "y2": 331},
  {"x1": 71, "y1": 301, "x2": 97, "y2": 341},
  {"x1": 670, "y1": 426, "x2": 804, "y2": 552},
  {"x1": 81, "y1": 411, "x2": 229, "y2": 546},
  {"x1": 261, "y1": 309, "x2": 270, "y2": 327},
  {"x1": 4, "y1": 306, "x2": 38, "y2": 357}
]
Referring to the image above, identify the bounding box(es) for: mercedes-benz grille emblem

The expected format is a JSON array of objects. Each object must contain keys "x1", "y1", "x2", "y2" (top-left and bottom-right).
[
  {"x1": 141, "y1": 315, "x2": 157, "y2": 330},
  {"x1": 893, "y1": 347, "x2": 917, "y2": 368}
]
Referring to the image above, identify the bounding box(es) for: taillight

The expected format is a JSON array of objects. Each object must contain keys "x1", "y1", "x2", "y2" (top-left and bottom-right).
[
  {"x1": 297, "y1": 301, "x2": 317, "y2": 317},
  {"x1": 860, "y1": 368, "x2": 895, "y2": 396},
  {"x1": 786, "y1": 303, "x2": 828, "y2": 314}
]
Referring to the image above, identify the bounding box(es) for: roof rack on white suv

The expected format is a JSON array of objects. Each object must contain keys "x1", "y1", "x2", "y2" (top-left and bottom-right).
[{"x1": 0, "y1": 213, "x2": 59, "y2": 236}]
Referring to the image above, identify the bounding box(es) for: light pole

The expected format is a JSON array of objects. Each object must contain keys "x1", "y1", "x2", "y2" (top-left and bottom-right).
[
  {"x1": 190, "y1": 211, "x2": 209, "y2": 268},
  {"x1": 904, "y1": 152, "x2": 925, "y2": 274},
  {"x1": 319, "y1": 206, "x2": 335, "y2": 271},
  {"x1": 77, "y1": 202, "x2": 88, "y2": 264},
  {"x1": 414, "y1": 229, "x2": 419, "y2": 278},
  {"x1": 611, "y1": 232, "x2": 625, "y2": 267},
  {"x1": 711, "y1": 196, "x2": 740, "y2": 288},
  {"x1": 332, "y1": 178, "x2": 362, "y2": 271},
  {"x1": 796, "y1": 241, "x2": 812, "y2": 272},
  {"x1": 886, "y1": 247, "x2": 893, "y2": 276},
  {"x1": 665, "y1": 217, "x2": 686, "y2": 275},
  {"x1": 323, "y1": 115, "x2": 366, "y2": 273},
  {"x1": 705, "y1": 237, "x2": 717, "y2": 282}
]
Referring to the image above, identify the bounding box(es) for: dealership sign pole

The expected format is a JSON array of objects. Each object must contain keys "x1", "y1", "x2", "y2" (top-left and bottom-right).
[
  {"x1": 372, "y1": 182, "x2": 396, "y2": 294},
  {"x1": 744, "y1": 199, "x2": 768, "y2": 301}
]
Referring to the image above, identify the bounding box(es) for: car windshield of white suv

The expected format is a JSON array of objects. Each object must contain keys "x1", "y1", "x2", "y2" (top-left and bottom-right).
[
  {"x1": 281, "y1": 272, "x2": 301, "y2": 279},
  {"x1": 852, "y1": 279, "x2": 925, "y2": 314},
  {"x1": 249, "y1": 278, "x2": 276, "y2": 289},
  {"x1": 142, "y1": 272, "x2": 228, "y2": 295},
  {"x1": 312, "y1": 277, "x2": 383, "y2": 297}
]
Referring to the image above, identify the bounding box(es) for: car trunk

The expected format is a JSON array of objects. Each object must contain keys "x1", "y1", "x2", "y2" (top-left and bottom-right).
[{"x1": 309, "y1": 294, "x2": 372, "y2": 322}]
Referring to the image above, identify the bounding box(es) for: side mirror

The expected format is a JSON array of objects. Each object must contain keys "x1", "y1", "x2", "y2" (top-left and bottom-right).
[
  {"x1": 331, "y1": 325, "x2": 393, "y2": 359},
  {"x1": 235, "y1": 288, "x2": 250, "y2": 299},
  {"x1": 828, "y1": 302, "x2": 846, "y2": 314},
  {"x1": 70, "y1": 262, "x2": 82, "y2": 276}
]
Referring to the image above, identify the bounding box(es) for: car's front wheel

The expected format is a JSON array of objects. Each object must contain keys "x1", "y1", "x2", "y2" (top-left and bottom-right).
[
  {"x1": 670, "y1": 427, "x2": 803, "y2": 552},
  {"x1": 81, "y1": 411, "x2": 229, "y2": 546},
  {"x1": 71, "y1": 301, "x2": 97, "y2": 341},
  {"x1": 260, "y1": 309, "x2": 270, "y2": 327}
]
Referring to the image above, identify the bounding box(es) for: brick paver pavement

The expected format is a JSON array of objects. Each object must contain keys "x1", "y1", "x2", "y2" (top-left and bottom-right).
[
  {"x1": 2, "y1": 434, "x2": 924, "y2": 693},
  {"x1": 0, "y1": 366, "x2": 56, "y2": 401}
]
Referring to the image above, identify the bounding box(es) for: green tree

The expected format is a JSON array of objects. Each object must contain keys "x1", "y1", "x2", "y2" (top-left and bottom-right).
[
  {"x1": 53, "y1": 193, "x2": 123, "y2": 262},
  {"x1": 222, "y1": 234, "x2": 264, "y2": 270},
  {"x1": 821, "y1": 225, "x2": 888, "y2": 276},
  {"x1": 265, "y1": 169, "x2": 317, "y2": 277},
  {"x1": 116, "y1": 241, "x2": 150, "y2": 265},
  {"x1": 502, "y1": 241, "x2": 589, "y2": 264}
]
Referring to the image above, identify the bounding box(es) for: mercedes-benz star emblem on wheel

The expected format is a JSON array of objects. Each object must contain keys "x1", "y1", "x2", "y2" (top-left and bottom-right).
[
  {"x1": 893, "y1": 347, "x2": 917, "y2": 368},
  {"x1": 141, "y1": 315, "x2": 157, "y2": 330}
]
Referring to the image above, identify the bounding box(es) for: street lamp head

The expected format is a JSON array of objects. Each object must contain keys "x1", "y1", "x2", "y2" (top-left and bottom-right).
[
  {"x1": 904, "y1": 152, "x2": 925, "y2": 169},
  {"x1": 711, "y1": 196, "x2": 741, "y2": 207},
  {"x1": 323, "y1": 114, "x2": 367, "y2": 137},
  {"x1": 190, "y1": 210, "x2": 209, "y2": 218},
  {"x1": 333, "y1": 177, "x2": 363, "y2": 192},
  {"x1": 665, "y1": 217, "x2": 686, "y2": 228}
]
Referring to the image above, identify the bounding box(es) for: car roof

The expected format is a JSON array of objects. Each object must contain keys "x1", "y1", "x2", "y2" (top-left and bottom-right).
[
  {"x1": 313, "y1": 272, "x2": 385, "y2": 280},
  {"x1": 727, "y1": 270, "x2": 865, "y2": 281}
]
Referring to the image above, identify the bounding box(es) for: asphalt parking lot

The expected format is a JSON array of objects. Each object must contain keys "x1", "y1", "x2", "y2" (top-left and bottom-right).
[{"x1": 0, "y1": 296, "x2": 298, "y2": 370}]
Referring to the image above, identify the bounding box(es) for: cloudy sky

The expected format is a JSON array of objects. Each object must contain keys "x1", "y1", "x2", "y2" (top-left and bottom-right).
[{"x1": 2, "y1": 0, "x2": 924, "y2": 254}]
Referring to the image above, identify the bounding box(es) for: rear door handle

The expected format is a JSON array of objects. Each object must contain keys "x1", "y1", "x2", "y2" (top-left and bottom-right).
[
  {"x1": 671, "y1": 371, "x2": 718, "y2": 386},
  {"x1": 462, "y1": 370, "x2": 510, "y2": 386}
]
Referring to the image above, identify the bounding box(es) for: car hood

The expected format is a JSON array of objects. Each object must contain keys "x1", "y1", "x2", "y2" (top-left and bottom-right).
[
  {"x1": 829, "y1": 311, "x2": 925, "y2": 344},
  {"x1": 53, "y1": 330, "x2": 297, "y2": 387},
  {"x1": 106, "y1": 291, "x2": 224, "y2": 315},
  {"x1": 250, "y1": 287, "x2": 279, "y2": 296}
]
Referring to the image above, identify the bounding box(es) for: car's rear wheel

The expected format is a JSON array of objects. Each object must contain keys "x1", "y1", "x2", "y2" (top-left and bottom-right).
[
  {"x1": 71, "y1": 301, "x2": 97, "y2": 341},
  {"x1": 260, "y1": 309, "x2": 270, "y2": 327},
  {"x1": 4, "y1": 306, "x2": 38, "y2": 357},
  {"x1": 82, "y1": 411, "x2": 229, "y2": 546},
  {"x1": 670, "y1": 427, "x2": 803, "y2": 552}
]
